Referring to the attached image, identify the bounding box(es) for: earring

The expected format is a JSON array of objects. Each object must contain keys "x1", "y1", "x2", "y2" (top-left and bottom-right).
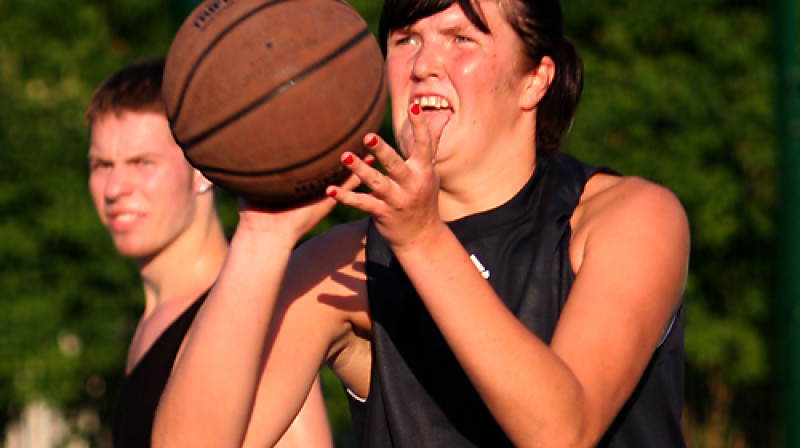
[{"x1": 199, "y1": 184, "x2": 212, "y2": 194}]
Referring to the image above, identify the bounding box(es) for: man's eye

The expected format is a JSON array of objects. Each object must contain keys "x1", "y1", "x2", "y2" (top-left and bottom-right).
[{"x1": 90, "y1": 161, "x2": 110, "y2": 170}]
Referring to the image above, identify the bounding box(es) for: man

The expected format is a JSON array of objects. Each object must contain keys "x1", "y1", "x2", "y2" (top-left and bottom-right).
[{"x1": 85, "y1": 58, "x2": 333, "y2": 447}]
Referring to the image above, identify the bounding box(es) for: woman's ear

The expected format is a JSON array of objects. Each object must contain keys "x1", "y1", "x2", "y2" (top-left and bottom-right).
[{"x1": 520, "y1": 56, "x2": 555, "y2": 111}]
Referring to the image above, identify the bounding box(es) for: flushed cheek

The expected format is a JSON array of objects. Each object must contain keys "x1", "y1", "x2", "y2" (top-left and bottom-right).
[
  {"x1": 386, "y1": 54, "x2": 415, "y2": 96},
  {"x1": 387, "y1": 89, "x2": 410, "y2": 129},
  {"x1": 391, "y1": 120, "x2": 414, "y2": 159},
  {"x1": 452, "y1": 56, "x2": 482, "y2": 77},
  {"x1": 388, "y1": 93, "x2": 412, "y2": 153},
  {"x1": 89, "y1": 180, "x2": 107, "y2": 213}
]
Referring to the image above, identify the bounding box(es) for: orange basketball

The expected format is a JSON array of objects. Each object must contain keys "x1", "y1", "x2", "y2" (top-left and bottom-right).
[{"x1": 163, "y1": 0, "x2": 386, "y2": 206}]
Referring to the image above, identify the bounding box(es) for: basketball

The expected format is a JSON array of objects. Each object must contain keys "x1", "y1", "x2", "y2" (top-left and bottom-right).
[{"x1": 163, "y1": 0, "x2": 386, "y2": 206}]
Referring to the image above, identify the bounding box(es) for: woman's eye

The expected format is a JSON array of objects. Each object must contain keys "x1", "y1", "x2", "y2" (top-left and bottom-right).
[{"x1": 389, "y1": 32, "x2": 417, "y2": 47}]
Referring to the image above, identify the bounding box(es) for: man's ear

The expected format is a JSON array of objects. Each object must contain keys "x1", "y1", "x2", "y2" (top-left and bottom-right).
[
  {"x1": 193, "y1": 169, "x2": 214, "y2": 194},
  {"x1": 520, "y1": 56, "x2": 555, "y2": 111}
]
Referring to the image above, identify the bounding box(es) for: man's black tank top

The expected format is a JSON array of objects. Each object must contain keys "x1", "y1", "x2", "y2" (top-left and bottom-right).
[
  {"x1": 352, "y1": 153, "x2": 686, "y2": 447},
  {"x1": 112, "y1": 292, "x2": 207, "y2": 448}
]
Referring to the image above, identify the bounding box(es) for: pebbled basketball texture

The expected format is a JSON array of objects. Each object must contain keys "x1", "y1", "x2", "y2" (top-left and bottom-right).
[{"x1": 163, "y1": 0, "x2": 386, "y2": 206}]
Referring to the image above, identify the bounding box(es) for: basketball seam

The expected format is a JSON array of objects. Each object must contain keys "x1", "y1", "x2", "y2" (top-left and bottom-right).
[
  {"x1": 189, "y1": 63, "x2": 385, "y2": 177},
  {"x1": 168, "y1": 0, "x2": 294, "y2": 124},
  {"x1": 179, "y1": 26, "x2": 375, "y2": 152}
]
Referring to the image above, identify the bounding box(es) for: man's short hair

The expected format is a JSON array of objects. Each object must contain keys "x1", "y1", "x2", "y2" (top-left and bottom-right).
[{"x1": 84, "y1": 58, "x2": 166, "y2": 131}]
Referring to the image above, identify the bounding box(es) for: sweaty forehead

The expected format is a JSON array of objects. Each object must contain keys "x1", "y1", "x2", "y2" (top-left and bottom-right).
[
  {"x1": 89, "y1": 112, "x2": 177, "y2": 158},
  {"x1": 380, "y1": 0, "x2": 491, "y2": 49}
]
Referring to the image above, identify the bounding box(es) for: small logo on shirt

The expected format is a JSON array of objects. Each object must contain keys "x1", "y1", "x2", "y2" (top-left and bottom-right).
[{"x1": 470, "y1": 254, "x2": 490, "y2": 279}]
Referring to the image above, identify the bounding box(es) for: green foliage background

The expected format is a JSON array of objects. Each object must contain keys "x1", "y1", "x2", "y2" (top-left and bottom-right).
[{"x1": 0, "y1": 0, "x2": 788, "y2": 446}]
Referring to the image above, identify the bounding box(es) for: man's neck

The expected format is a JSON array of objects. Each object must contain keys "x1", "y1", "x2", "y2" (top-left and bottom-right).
[{"x1": 138, "y1": 219, "x2": 228, "y2": 315}]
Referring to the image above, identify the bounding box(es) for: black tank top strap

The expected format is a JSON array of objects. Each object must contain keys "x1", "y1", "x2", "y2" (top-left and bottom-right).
[{"x1": 111, "y1": 290, "x2": 209, "y2": 448}]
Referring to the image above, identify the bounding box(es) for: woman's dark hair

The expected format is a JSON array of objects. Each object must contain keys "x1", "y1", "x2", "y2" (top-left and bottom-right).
[{"x1": 379, "y1": 0, "x2": 583, "y2": 157}]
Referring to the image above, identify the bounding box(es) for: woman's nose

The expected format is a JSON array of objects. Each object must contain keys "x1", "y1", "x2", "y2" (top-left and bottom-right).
[{"x1": 412, "y1": 42, "x2": 443, "y2": 80}]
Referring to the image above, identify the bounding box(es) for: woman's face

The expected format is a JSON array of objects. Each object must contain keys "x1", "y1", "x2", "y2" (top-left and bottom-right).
[{"x1": 385, "y1": 0, "x2": 534, "y2": 176}]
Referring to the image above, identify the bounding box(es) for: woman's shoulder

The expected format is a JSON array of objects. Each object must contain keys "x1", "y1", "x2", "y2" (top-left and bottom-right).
[
  {"x1": 281, "y1": 216, "x2": 371, "y2": 324},
  {"x1": 288, "y1": 217, "x2": 370, "y2": 282},
  {"x1": 570, "y1": 174, "x2": 689, "y2": 271},
  {"x1": 296, "y1": 217, "x2": 369, "y2": 256},
  {"x1": 578, "y1": 174, "x2": 686, "y2": 222}
]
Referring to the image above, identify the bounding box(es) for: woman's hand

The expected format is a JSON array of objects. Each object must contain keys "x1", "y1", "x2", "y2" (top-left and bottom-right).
[
  {"x1": 325, "y1": 103, "x2": 443, "y2": 251},
  {"x1": 234, "y1": 167, "x2": 367, "y2": 246}
]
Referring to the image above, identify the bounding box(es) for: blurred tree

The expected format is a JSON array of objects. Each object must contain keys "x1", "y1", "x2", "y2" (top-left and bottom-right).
[
  {"x1": 0, "y1": 1, "x2": 378, "y2": 445},
  {"x1": 1, "y1": 0, "x2": 186, "y2": 445},
  {"x1": 0, "y1": 0, "x2": 781, "y2": 446},
  {"x1": 563, "y1": 0, "x2": 777, "y2": 446}
]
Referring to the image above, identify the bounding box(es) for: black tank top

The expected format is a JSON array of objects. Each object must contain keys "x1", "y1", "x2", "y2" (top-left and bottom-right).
[
  {"x1": 352, "y1": 153, "x2": 686, "y2": 447},
  {"x1": 111, "y1": 293, "x2": 207, "y2": 448}
]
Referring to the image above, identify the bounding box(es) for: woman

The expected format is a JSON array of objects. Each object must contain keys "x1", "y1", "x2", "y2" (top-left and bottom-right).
[{"x1": 154, "y1": 0, "x2": 689, "y2": 446}]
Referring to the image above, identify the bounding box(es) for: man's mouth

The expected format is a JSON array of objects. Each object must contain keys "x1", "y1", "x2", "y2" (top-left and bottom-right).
[
  {"x1": 107, "y1": 211, "x2": 141, "y2": 232},
  {"x1": 112, "y1": 213, "x2": 137, "y2": 223}
]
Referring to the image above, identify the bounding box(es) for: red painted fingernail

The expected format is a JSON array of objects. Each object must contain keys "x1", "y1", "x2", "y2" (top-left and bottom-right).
[
  {"x1": 342, "y1": 153, "x2": 355, "y2": 164},
  {"x1": 410, "y1": 103, "x2": 421, "y2": 115},
  {"x1": 365, "y1": 134, "x2": 378, "y2": 146},
  {"x1": 326, "y1": 186, "x2": 338, "y2": 197},
  {"x1": 364, "y1": 155, "x2": 376, "y2": 166}
]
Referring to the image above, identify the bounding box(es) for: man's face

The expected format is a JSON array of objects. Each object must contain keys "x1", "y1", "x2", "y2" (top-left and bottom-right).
[{"x1": 88, "y1": 111, "x2": 198, "y2": 260}]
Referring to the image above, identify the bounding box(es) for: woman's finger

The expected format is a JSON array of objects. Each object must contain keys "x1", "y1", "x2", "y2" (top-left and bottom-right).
[
  {"x1": 362, "y1": 133, "x2": 409, "y2": 181},
  {"x1": 341, "y1": 150, "x2": 392, "y2": 196},
  {"x1": 406, "y1": 102, "x2": 436, "y2": 167}
]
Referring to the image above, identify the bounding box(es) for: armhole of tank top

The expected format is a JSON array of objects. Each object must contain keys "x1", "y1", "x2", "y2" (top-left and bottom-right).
[
  {"x1": 346, "y1": 387, "x2": 367, "y2": 403},
  {"x1": 657, "y1": 311, "x2": 678, "y2": 348}
]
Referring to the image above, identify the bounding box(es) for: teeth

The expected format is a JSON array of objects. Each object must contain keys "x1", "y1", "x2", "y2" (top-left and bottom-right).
[
  {"x1": 413, "y1": 96, "x2": 451, "y2": 110},
  {"x1": 115, "y1": 213, "x2": 136, "y2": 223}
]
